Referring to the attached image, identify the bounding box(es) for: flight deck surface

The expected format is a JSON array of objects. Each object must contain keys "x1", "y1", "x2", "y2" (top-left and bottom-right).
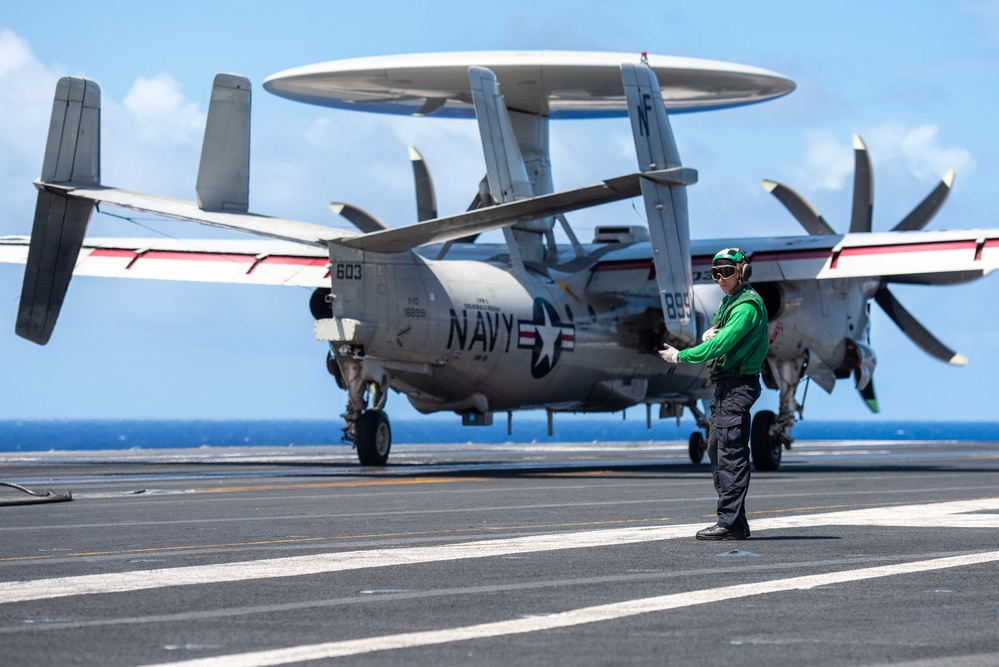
[{"x1": 2, "y1": 439, "x2": 998, "y2": 666}]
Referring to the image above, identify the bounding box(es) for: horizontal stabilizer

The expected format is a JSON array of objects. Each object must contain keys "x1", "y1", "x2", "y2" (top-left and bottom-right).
[
  {"x1": 336, "y1": 171, "x2": 650, "y2": 253},
  {"x1": 196, "y1": 74, "x2": 250, "y2": 212},
  {"x1": 43, "y1": 184, "x2": 353, "y2": 247}
]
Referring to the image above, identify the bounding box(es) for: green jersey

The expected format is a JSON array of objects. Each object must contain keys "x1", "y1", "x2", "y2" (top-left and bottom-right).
[{"x1": 677, "y1": 285, "x2": 769, "y2": 376}]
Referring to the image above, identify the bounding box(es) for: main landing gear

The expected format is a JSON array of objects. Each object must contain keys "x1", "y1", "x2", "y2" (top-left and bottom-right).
[
  {"x1": 750, "y1": 409, "x2": 781, "y2": 471},
  {"x1": 327, "y1": 344, "x2": 393, "y2": 466},
  {"x1": 686, "y1": 401, "x2": 710, "y2": 464},
  {"x1": 355, "y1": 409, "x2": 392, "y2": 466},
  {"x1": 751, "y1": 355, "x2": 806, "y2": 471}
]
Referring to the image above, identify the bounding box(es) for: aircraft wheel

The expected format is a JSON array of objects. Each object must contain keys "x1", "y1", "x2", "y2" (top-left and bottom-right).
[
  {"x1": 356, "y1": 409, "x2": 391, "y2": 466},
  {"x1": 750, "y1": 410, "x2": 781, "y2": 471},
  {"x1": 688, "y1": 431, "x2": 706, "y2": 464}
]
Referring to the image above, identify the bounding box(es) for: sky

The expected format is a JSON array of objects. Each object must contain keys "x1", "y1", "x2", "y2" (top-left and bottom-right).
[{"x1": 1, "y1": 1, "x2": 998, "y2": 428}]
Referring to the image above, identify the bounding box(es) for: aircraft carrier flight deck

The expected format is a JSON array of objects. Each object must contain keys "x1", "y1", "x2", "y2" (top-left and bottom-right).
[{"x1": 2, "y1": 439, "x2": 999, "y2": 666}]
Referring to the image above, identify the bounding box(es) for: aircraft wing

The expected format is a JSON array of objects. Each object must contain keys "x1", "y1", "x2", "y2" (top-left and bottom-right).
[
  {"x1": 0, "y1": 235, "x2": 330, "y2": 287},
  {"x1": 695, "y1": 230, "x2": 999, "y2": 285}
]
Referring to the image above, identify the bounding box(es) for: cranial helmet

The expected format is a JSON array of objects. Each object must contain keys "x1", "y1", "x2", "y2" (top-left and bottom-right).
[{"x1": 712, "y1": 247, "x2": 752, "y2": 282}]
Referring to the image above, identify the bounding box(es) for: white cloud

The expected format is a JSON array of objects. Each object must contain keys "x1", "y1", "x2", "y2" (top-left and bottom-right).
[
  {"x1": 0, "y1": 30, "x2": 209, "y2": 224},
  {"x1": 794, "y1": 124, "x2": 975, "y2": 193},
  {"x1": 866, "y1": 122, "x2": 976, "y2": 180},
  {"x1": 303, "y1": 117, "x2": 334, "y2": 147},
  {"x1": 0, "y1": 28, "x2": 32, "y2": 77},
  {"x1": 795, "y1": 131, "x2": 854, "y2": 191},
  {"x1": 0, "y1": 29, "x2": 66, "y2": 235},
  {"x1": 0, "y1": 29, "x2": 64, "y2": 161},
  {"x1": 121, "y1": 74, "x2": 205, "y2": 145}
]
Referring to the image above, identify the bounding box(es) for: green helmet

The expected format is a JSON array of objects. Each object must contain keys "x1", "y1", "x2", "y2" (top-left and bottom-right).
[
  {"x1": 713, "y1": 247, "x2": 747, "y2": 265},
  {"x1": 712, "y1": 247, "x2": 752, "y2": 282}
]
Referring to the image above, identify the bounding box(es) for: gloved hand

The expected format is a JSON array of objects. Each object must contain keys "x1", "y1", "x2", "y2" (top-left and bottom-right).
[
  {"x1": 701, "y1": 325, "x2": 720, "y2": 342},
  {"x1": 659, "y1": 344, "x2": 680, "y2": 364}
]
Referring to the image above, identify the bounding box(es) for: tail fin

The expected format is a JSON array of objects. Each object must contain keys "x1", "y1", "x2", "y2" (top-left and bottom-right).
[
  {"x1": 468, "y1": 66, "x2": 553, "y2": 266},
  {"x1": 16, "y1": 77, "x2": 100, "y2": 344},
  {"x1": 621, "y1": 62, "x2": 697, "y2": 346},
  {"x1": 196, "y1": 74, "x2": 250, "y2": 212}
]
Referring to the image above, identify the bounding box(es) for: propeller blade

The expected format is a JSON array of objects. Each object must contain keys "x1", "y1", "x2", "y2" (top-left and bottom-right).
[
  {"x1": 857, "y1": 375, "x2": 879, "y2": 413},
  {"x1": 329, "y1": 202, "x2": 389, "y2": 233},
  {"x1": 891, "y1": 170, "x2": 955, "y2": 231},
  {"x1": 408, "y1": 147, "x2": 437, "y2": 222},
  {"x1": 874, "y1": 287, "x2": 968, "y2": 366},
  {"x1": 849, "y1": 135, "x2": 873, "y2": 233},
  {"x1": 761, "y1": 180, "x2": 836, "y2": 235}
]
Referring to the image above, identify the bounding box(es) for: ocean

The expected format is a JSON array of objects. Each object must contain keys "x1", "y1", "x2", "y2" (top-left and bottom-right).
[{"x1": 1, "y1": 418, "x2": 998, "y2": 452}]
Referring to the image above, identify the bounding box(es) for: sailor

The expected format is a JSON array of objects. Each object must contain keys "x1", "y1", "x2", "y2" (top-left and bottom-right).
[{"x1": 659, "y1": 248, "x2": 769, "y2": 540}]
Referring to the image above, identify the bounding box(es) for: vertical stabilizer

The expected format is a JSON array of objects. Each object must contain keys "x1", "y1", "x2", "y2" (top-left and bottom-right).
[
  {"x1": 468, "y1": 67, "x2": 533, "y2": 204},
  {"x1": 621, "y1": 63, "x2": 696, "y2": 345},
  {"x1": 17, "y1": 77, "x2": 101, "y2": 344},
  {"x1": 196, "y1": 74, "x2": 250, "y2": 212},
  {"x1": 468, "y1": 66, "x2": 550, "y2": 265},
  {"x1": 41, "y1": 77, "x2": 100, "y2": 185}
]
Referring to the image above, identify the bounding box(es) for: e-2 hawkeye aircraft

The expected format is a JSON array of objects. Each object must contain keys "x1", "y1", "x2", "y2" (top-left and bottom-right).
[{"x1": 3, "y1": 51, "x2": 996, "y2": 470}]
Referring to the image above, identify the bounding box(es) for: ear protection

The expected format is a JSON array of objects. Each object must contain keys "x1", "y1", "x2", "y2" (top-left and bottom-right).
[{"x1": 712, "y1": 247, "x2": 752, "y2": 282}]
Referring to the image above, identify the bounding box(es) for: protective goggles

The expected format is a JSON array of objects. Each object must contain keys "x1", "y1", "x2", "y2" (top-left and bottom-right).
[{"x1": 709, "y1": 265, "x2": 738, "y2": 280}]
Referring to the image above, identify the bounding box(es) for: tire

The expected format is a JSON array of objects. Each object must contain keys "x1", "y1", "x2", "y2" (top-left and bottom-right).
[
  {"x1": 750, "y1": 410, "x2": 781, "y2": 471},
  {"x1": 688, "y1": 431, "x2": 706, "y2": 464},
  {"x1": 356, "y1": 410, "x2": 391, "y2": 466}
]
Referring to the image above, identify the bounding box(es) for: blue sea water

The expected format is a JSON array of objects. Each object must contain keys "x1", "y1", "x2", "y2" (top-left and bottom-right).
[{"x1": 1, "y1": 418, "x2": 998, "y2": 452}]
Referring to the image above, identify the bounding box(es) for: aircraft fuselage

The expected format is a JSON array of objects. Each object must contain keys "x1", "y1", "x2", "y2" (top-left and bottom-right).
[{"x1": 326, "y1": 243, "x2": 720, "y2": 417}]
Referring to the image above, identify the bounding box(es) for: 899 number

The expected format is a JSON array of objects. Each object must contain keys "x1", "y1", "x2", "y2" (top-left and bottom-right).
[{"x1": 662, "y1": 291, "x2": 692, "y2": 320}]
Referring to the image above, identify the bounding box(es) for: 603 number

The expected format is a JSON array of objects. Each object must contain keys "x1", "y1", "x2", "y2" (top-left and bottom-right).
[{"x1": 335, "y1": 263, "x2": 362, "y2": 280}]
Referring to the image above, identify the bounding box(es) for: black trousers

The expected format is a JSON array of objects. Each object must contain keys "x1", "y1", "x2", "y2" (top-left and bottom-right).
[{"x1": 707, "y1": 375, "x2": 762, "y2": 531}]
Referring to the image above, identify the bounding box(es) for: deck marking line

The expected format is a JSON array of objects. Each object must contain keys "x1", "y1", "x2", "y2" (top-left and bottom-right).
[
  {"x1": 2, "y1": 498, "x2": 998, "y2": 605},
  {"x1": 144, "y1": 550, "x2": 999, "y2": 667}
]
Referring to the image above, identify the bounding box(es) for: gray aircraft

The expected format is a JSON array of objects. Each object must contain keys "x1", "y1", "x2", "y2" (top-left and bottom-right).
[{"x1": 3, "y1": 51, "x2": 995, "y2": 470}]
